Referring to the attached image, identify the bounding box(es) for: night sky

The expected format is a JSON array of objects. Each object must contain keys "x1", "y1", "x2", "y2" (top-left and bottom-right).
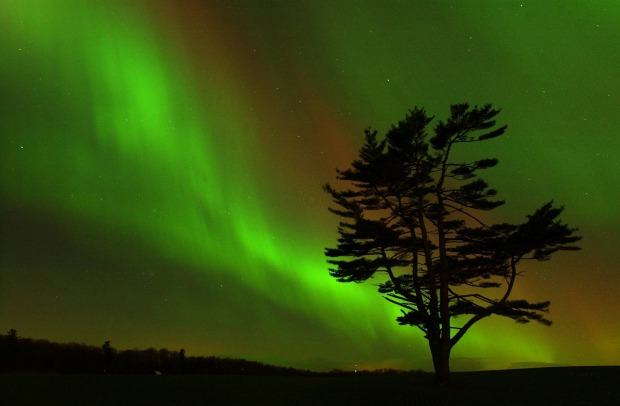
[{"x1": 1, "y1": 1, "x2": 618, "y2": 372}]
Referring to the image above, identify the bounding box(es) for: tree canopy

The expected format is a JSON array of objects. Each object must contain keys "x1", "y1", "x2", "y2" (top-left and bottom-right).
[{"x1": 324, "y1": 103, "x2": 581, "y2": 383}]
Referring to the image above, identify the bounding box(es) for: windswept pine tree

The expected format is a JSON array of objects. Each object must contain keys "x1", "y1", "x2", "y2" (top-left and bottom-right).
[{"x1": 324, "y1": 104, "x2": 581, "y2": 383}]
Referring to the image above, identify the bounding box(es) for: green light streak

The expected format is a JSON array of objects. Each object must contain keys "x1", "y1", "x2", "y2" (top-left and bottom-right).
[
  {"x1": 3, "y1": 1, "x2": 617, "y2": 370},
  {"x1": 0, "y1": 0, "x2": 388, "y2": 344}
]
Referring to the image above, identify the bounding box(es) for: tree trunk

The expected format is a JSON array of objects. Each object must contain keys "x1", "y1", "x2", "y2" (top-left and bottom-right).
[{"x1": 430, "y1": 342, "x2": 451, "y2": 384}]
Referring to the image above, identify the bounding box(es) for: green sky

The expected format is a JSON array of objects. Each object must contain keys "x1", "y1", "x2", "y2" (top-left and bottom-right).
[{"x1": 1, "y1": 0, "x2": 618, "y2": 371}]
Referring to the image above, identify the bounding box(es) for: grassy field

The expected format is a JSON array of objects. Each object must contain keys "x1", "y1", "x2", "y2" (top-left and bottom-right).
[{"x1": 1, "y1": 366, "x2": 618, "y2": 405}]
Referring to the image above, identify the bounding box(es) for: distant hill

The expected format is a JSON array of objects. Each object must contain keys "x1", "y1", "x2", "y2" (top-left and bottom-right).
[
  {"x1": 0, "y1": 331, "x2": 416, "y2": 376},
  {"x1": 0, "y1": 330, "x2": 307, "y2": 375}
]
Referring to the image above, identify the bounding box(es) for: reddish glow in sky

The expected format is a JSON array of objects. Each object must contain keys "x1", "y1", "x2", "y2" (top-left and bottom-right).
[{"x1": 1, "y1": 1, "x2": 618, "y2": 371}]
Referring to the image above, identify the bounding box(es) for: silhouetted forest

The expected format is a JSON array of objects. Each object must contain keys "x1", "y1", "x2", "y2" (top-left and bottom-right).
[{"x1": 0, "y1": 330, "x2": 418, "y2": 376}]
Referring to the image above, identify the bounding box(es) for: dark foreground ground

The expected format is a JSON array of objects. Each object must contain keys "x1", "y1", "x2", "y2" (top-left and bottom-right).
[{"x1": 1, "y1": 366, "x2": 618, "y2": 405}]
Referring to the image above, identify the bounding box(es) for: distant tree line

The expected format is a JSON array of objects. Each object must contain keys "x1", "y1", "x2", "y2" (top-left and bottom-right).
[
  {"x1": 0, "y1": 330, "x2": 424, "y2": 376},
  {"x1": 0, "y1": 330, "x2": 300, "y2": 375}
]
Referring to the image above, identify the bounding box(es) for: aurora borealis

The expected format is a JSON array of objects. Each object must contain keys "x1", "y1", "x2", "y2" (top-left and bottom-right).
[{"x1": 1, "y1": 0, "x2": 618, "y2": 372}]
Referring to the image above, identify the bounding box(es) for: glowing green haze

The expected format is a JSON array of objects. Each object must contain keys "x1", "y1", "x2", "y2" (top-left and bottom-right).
[{"x1": 1, "y1": 0, "x2": 618, "y2": 371}]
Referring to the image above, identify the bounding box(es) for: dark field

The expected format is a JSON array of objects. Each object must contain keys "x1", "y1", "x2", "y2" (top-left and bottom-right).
[{"x1": 1, "y1": 366, "x2": 618, "y2": 405}]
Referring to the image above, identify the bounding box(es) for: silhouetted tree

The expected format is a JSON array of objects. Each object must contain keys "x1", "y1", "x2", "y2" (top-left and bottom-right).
[
  {"x1": 4, "y1": 329, "x2": 19, "y2": 370},
  {"x1": 324, "y1": 103, "x2": 581, "y2": 384},
  {"x1": 6, "y1": 329, "x2": 19, "y2": 350},
  {"x1": 102, "y1": 340, "x2": 115, "y2": 372},
  {"x1": 179, "y1": 348, "x2": 186, "y2": 372}
]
